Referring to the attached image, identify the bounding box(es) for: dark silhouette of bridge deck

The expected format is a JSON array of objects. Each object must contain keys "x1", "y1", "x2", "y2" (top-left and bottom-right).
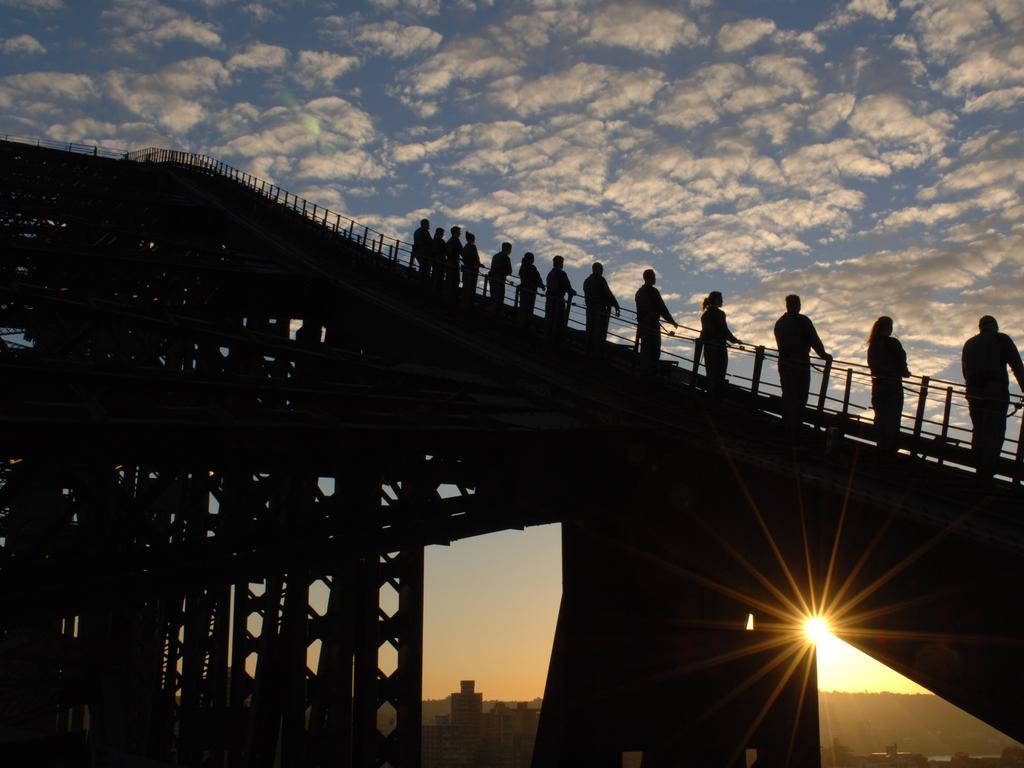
[{"x1": 1, "y1": 135, "x2": 1022, "y2": 767}]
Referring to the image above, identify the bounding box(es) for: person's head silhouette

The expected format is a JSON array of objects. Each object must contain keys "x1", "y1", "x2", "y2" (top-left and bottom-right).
[{"x1": 785, "y1": 294, "x2": 800, "y2": 313}]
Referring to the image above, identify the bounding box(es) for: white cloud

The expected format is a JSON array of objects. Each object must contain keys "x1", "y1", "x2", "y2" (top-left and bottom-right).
[
  {"x1": 808, "y1": 92, "x2": 856, "y2": 135},
  {"x1": 240, "y1": 3, "x2": 274, "y2": 22},
  {"x1": 1, "y1": 71, "x2": 97, "y2": 103},
  {"x1": 215, "y1": 96, "x2": 377, "y2": 161},
  {"x1": 1, "y1": 34, "x2": 46, "y2": 55},
  {"x1": 105, "y1": 58, "x2": 230, "y2": 133},
  {"x1": 847, "y1": 93, "x2": 952, "y2": 167},
  {"x1": 368, "y1": 0, "x2": 440, "y2": 14},
  {"x1": 942, "y1": 46, "x2": 1024, "y2": 97},
  {"x1": 101, "y1": 0, "x2": 222, "y2": 54},
  {"x1": 489, "y1": 63, "x2": 664, "y2": 118},
  {"x1": 749, "y1": 55, "x2": 817, "y2": 99},
  {"x1": 227, "y1": 42, "x2": 288, "y2": 71},
  {"x1": 0, "y1": 0, "x2": 62, "y2": 8},
  {"x1": 783, "y1": 139, "x2": 892, "y2": 187},
  {"x1": 718, "y1": 18, "x2": 776, "y2": 52},
  {"x1": 817, "y1": 0, "x2": 896, "y2": 31},
  {"x1": 963, "y1": 85, "x2": 1024, "y2": 113},
  {"x1": 582, "y1": 3, "x2": 703, "y2": 54},
  {"x1": 907, "y1": 0, "x2": 994, "y2": 61},
  {"x1": 655, "y1": 63, "x2": 746, "y2": 129},
  {"x1": 741, "y1": 103, "x2": 807, "y2": 145},
  {"x1": 404, "y1": 35, "x2": 521, "y2": 96},
  {"x1": 296, "y1": 51, "x2": 359, "y2": 86},
  {"x1": 296, "y1": 150, "x2": 389, "y2": 181},
  {"x1": 351, "y1": 20, "x2": 442, "y2": 57}
]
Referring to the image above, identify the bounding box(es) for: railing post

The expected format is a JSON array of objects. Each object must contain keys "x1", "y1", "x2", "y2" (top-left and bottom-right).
[
  {"x1": 378, "y1": 233, "x2": 384, "y2": 255},
  {"x1": 840, "y1": 368, "x2": 853, "y2": 417},
  {"x1": 334, "y1": 214, "x2": 340, "y2": 233},
  {"x1": 362, "y1": 226, "x2": 368, "y2": 245},
  {"x1": 937, "y1": 386, "x2": 953, "y2": 465},
  {"x1": 816, "y1": 357, "x2": 833, "y2": 414},
  {"x1": 1014, "y1": 410, "x2": 1024, "y2": 484},
  {"x1": 348, "y1": 220, "x2": 354, "y2": 239},
  {"x1": 690, "y1": 341, "x2": 702, "y2": 388},
  {"x1": 311, "y1": 203, "x2": 317, "y2": 219},
  {"x1": 302, "y1": 200, "x2": 307, "y2": 217},
  {"x1": 912, "y1": 376, "x2": 930, "y2": 453},
  {"x1": 750, "y1": 346, "x2": 765, "y2": 397}
]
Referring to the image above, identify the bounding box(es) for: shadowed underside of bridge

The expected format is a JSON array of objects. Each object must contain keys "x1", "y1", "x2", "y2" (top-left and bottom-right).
[{"x1": 0, "y1": 140, "x2": 1021, "y2": 767}]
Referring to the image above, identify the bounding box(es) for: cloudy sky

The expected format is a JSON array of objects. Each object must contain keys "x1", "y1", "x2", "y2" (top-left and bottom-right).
[
  {"x1": 3, "y1": 0, "x2": 1023, "y2": 382},
  {"x1": 5, "y1": 0, "x2": 1019, "y2": 700}
]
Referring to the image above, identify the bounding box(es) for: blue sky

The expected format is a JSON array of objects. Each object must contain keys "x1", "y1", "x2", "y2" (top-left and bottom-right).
[{"x1": 2, "y1": 0, "x2": 1023, "y2": 382}]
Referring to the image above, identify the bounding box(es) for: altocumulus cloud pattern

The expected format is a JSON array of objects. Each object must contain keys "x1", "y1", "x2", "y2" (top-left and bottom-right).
[{"x1": 1, "y1": 0, "x2": 1023, "y2": 383}]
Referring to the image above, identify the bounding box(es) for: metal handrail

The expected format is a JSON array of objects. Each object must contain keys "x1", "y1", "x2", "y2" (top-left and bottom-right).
[
  {"x1": 106, "y1": 146, "x2": 1021, "y2": 484},
  {"x1": 2, "y1": 133, "x2": 127, "y2": 160}
]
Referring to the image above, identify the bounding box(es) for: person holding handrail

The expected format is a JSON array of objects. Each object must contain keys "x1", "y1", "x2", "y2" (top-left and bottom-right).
[
  {"x1": 773, "y1": 294, "x2": 831, "y2": 433},
  {"x1": 699, "y1": 291, "x2": 741, "y2": 406},
  {"x1": 489, "y1": 242, "x2": 513, "y2": 314},
  {"x1": 867, "y1": 316, "x2": 910, "y2": 456},
  {"x1": 518, "y1": 252, "x2": 545, "y2": 328},
  {"x1": 461, "y1": 231, "x2": 481, "y2": 301},
  {"x1": 961, "y1": 315, "x2": 1024, "y2": 481},
  {"x1": 444, "y1": 226, "x2": 463, "y2": 295},
  {"x1": 545, "y1": 255, "x2": 576, "y2": 344},
  {"x1": 634, "y1": 269, "x2": 677, "y2": 374},
  {"x1": 412, "y1": 218, "x2": 431, "y2": 279},
  {"x1": 431, "y1": 227, "x2": 446, "y2": 291},
  {"x1": 583, "y1": 262, "x2": 620, "y2": 356}
]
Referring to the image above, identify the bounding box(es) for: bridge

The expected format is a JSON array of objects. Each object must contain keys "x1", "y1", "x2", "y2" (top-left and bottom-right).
[{"x1": 1, "y1": 135, "x2": 1022, "y2": 767}]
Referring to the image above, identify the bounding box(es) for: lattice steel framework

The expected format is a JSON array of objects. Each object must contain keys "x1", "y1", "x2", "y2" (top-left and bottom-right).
[{"x1": 0, "y1": 140, "x2": 567, "y2": 767}]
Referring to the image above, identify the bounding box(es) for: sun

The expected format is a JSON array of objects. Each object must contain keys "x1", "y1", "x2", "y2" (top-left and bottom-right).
[{"x1": 804, "y1": 616, "x2": 832, "y2": 645}]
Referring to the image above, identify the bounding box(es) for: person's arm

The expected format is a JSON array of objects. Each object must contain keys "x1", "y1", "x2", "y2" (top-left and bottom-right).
[
  {"x1": 807, "y1": 318, "x2": 830, "y2": 360},
  {"x1": 723, "y1": 315, "x2": 740, "y2": 345},
  {"x1": 606, "y1": 282, "x2": 620, "y2": 314},
  {"x1": 894, "y1": 339, "x2": 910, "y2": 377},
  {"x1": 1006, "y1": 337, "x2": 1024, "y2": 391},
  {"x1": 656, "y1": 294, "x2": 677, "y2": 327}
]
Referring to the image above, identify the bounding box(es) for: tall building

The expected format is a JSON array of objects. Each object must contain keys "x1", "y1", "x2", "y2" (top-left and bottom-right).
[
  {"x1": 452, "y1": 681, "x2": 484, "y2": 736},
  {"x1": 422, "y1": 681, "x2": 540, "y2": 768}
]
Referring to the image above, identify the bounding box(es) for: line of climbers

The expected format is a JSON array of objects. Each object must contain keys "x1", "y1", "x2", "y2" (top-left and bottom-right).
[{"x1": 410, "y1": 220, "x2": 1024, "y2": 481}]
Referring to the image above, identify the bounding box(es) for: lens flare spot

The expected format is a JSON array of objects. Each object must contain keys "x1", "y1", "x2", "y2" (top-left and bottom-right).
[{"x1": 303, "y1": 116, "x2": 321, "y2": 136}]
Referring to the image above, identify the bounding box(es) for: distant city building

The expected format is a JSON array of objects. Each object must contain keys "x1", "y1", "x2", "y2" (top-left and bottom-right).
[{"x1": 422, "y1": 680, "x2": 539, "y2": 768}]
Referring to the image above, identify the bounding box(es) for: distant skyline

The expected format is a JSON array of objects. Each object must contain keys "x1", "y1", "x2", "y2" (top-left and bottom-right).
[{"x1": 423, "y1": 525, "x2": 929, "y2": 701}]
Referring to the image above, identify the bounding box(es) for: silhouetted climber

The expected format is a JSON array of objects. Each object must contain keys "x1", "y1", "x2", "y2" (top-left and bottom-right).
[
  {"x1": 412, "y1": 218, "x2": 431, "y2": 278},
  {"x1": 545, "y1": 255, "x2": 576, "y2": 344},
  {"x1": 961, "y1": 315, "x2": 1024, "y2": 481},
  {"x1": 431, "y1": 227, "x2": 446, "y2": 291},
  {"x1": 461, "y1": 231, "x2": 481, "y2": 300},
  {"x1": 517, "y1": 251, "x2": 544, "y2": 328},
  {"x1": 583, "y1": 262, "x2": 620, "y2": 356},
  {"x1": 634, "y1": 269, "x2": 677, "y2": 373},
  {"x1": 773, "y1": 294, "x2": 831, "y2": 433},
  {"x1": 445, "y1": 226, "x2": 463, "y2": 294},
  {"x1": 699, "y1": 291, "x2": 741, "y2": 406},
  {"x1": 489, "y1": 242, "x2": 513, "y2": 313},
  {"x1": 867, "y1": 316, "x2": 910, "y2": 456}
]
